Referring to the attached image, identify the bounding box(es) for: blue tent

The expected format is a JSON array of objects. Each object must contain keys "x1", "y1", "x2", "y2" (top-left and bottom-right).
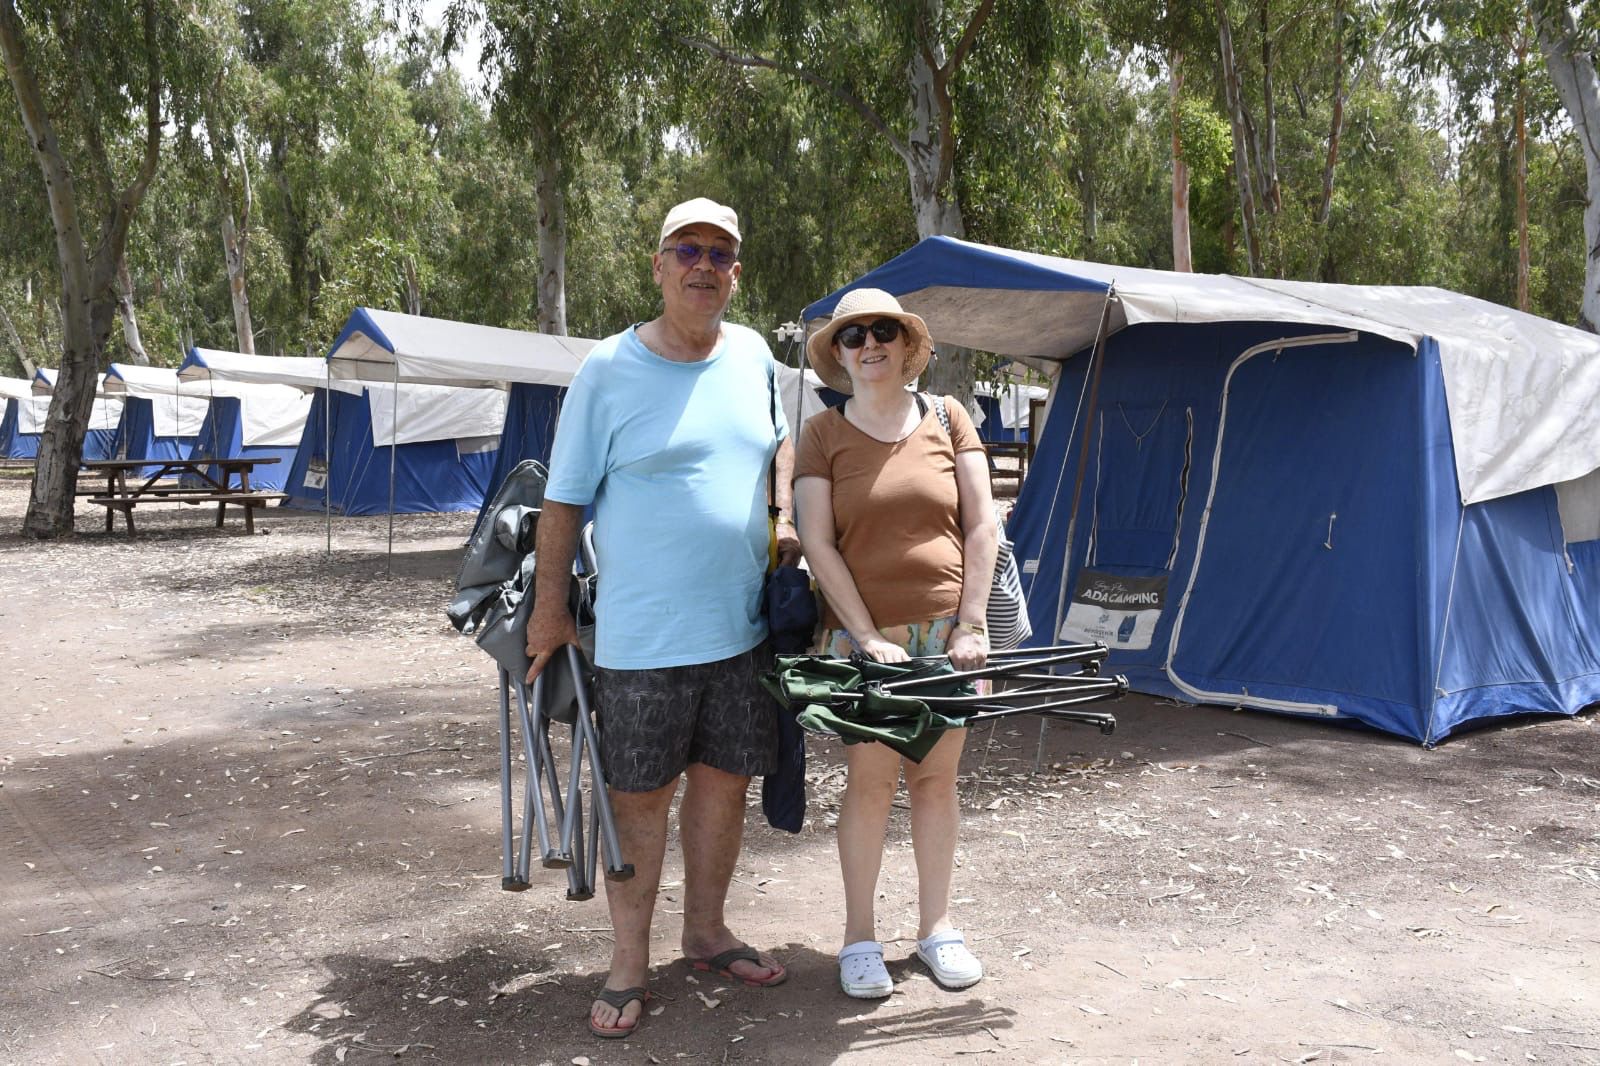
[
  {"x1": 282, "y1": 384, "x2": 502, "y2": 516},
  {"x1": 804, "y1": 236, "x2": 1600, "y2": 745},
  {"x1": 103, "y1": 364, "x2": 207, "y2": 477},
  {"x1": 470, "y1": 382, "x2": 565, "y2": 532},
  {"x1": 27, "y1": 370, "x2": 124, "y2": 461},
  {"x1": 0, "y1": 391, "x2": 41, "y2": 459},
  {"x1": 185, "y1": 396, "x2": 302, "y2": 492}
]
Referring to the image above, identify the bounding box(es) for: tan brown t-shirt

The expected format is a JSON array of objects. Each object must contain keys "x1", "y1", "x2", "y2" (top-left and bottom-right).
[{"x1": 794, "y1": 396, "x2": 985, "y2": 631}]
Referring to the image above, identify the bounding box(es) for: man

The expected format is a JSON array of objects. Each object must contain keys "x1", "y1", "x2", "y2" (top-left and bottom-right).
[{"x1": 524, "y1": 197, "x2": 799, "y2": 1039}]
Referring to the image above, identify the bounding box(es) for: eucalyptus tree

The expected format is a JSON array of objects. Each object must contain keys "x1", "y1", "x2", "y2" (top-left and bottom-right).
[
  {"x1": 680, "y1": 0, "x2": 1078, "y2": 397},
  {"x1": 463, "y1": 0, "x2": 666, "y2": 336},
  {"x1": 0, "y1": 0, "x2": 205, "y2": 537},
  {"x1": 1533, "y1": 2, "x2": 1600, "y2": 330}
]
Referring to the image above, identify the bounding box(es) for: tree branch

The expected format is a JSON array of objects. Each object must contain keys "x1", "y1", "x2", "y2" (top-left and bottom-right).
[
  {"x1": 678, "y1": 35, "x2": 911, "y2": 163},
  {"x1": 944, "y1": 0, "x2": 996, "y2": 77},
  {"x1": 0, "y1": 0, "x2": 91, "y2": 294}
]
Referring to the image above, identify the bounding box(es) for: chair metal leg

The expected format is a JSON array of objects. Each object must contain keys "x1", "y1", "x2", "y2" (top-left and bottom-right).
[
  {"x1": 496, "y1": 671, "x2": 527, "y2": 891},
  {"x1": 568, "y1": 645, "x2": 632, "y2": 881}
]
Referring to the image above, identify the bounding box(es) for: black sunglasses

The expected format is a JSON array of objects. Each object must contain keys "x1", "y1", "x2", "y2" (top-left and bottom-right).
[
  {"x1": 662, "y1": 241, "x2": 737, "y2": 272},
  {"x1": 835, "y1": 318, "x2": 904, "y2": 350}
]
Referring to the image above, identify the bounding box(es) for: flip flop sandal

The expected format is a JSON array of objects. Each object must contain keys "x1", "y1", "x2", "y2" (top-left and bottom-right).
[
  {"x1": 589, "y1": 985, "x2": 649, "y2": 1040},
  {"x1": 915, "y1": 929, "x2": 984, "y2": 990},
  {"x1": 838, "y1": 940, "x2": 894, "y2": 999},
  {"x1": 688, "y1": 945, "x2": 788, "y2": 987}
]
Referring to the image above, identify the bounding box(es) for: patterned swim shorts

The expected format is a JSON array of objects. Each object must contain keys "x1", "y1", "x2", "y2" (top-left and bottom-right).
[{"x1": 593, "y1": 641, "x2": 779, "y2": 793}]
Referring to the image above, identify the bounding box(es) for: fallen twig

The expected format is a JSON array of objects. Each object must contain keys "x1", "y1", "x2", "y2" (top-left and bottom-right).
[
  {"x1": 1217, "y1": 731, "x2": 1273, "y2": 747},
  {"x1": 341, "y1": 745, "x2": 461, "y2": 765}
]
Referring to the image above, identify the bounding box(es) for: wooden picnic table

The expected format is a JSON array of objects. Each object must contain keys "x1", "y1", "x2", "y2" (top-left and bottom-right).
[{"x1": 82, "y1": 457, "x2": 286, "y2": 537}]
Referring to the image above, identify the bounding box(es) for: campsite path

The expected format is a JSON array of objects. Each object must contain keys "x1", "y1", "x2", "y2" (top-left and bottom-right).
[{"x1": 1, "y1": 477, "x2": 1597, "y2": 1065}]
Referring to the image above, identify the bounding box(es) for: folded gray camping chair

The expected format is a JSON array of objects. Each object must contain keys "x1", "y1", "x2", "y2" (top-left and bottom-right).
[{"x1": 448, "y1": 460, "x2": 631, "y2": 900}]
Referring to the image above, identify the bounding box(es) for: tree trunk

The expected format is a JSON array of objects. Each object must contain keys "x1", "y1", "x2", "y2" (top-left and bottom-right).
[
  {"x1": 2, "y1": 0, "x2": 163, "y2": 536},
  {"x1": 532, "y1": 144, "x2": 567, "y2": 336},
  {"x1": 1218, "y1": 0, "x2": 1261, "y2": 274},
  {"x1": 1171, "y1": 49, "x2": 1192, "y2": 272},
  {"x1": 905, "y1": 0, "x2": 972, "y2": 402},
  {"x1": 1259, "y1": 0, "x2": 1281, "y2": 214},
  {"x1": 0, "y1": 302, "x2": 36, "y2": 377},
  {"x1": 115, "y1": 254, "x2": 149, "y2": 365},
  {"x1": 208, "y1": 102, "x2": 255, "y2": 354},
  {"x1": 1536, "y1": 4, "x2": 1600, "y2": 331},
  {"x1": 1515, "y1": 29, "x2": 1530, "y2": 313},
  {"x1": 1317, "y1": 0, "x2": 1346, "y2": 225},
  {"x1": 401, "y1": 255, "x2": 422, "y2": 317}
]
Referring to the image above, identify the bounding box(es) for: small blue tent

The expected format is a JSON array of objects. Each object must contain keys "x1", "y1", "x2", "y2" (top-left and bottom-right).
[
  {"x1": 103, "y1": 364, "x2": 207, "y2": 477},
  {"x1": 0, "y1": 379, "x2": 40, "y2": 459},
  {"x1": 176, "y1": 350, "x2": 313, "y2": 492},
  {"x1": 804, "y1": 236, "x2": 1600, "y2": 745},
  {"x1": 281, "y1": 382, "x2": 504, "y2": 516},
  {"x1": 29, "y1": 370, "x2": 126, "y2": 461},
  {"x1": 317, "y1": 307, "x2": 594, "y2": 524}
]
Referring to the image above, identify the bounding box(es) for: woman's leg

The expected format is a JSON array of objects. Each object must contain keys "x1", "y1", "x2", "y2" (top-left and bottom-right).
[
  {"x1": 837, "y1": 737, "x2": 902, "y2": 947},
  {"x1": 902, "y1": 726, "x2": 967, "y2": 939}
]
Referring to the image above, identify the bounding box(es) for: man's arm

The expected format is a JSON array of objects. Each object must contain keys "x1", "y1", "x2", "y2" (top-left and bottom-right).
[
  {"x1": 771, "y1": 436, "x2": 800, "y2": 566},
  {"x1": 524, "y1": 500, "x2": 585, "y2": 682}
]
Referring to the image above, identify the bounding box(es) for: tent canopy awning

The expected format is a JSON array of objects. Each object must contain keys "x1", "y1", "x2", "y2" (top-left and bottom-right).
[
  {"x1": 178, "y1": 348, "x2": 345, "y2": 392},
  {"x1": 325, "y1": 308, "x2": 594, "y2": 388},
  {"x1": 802, "y1": 235, "x2": 1600, "y2": 505}
]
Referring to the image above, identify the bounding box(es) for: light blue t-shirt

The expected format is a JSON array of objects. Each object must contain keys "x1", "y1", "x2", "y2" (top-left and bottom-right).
[{"x1": 544, "y1": 322, "x2": 787, "y2": 669}]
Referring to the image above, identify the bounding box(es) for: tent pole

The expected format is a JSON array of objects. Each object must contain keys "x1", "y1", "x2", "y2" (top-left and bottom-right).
[
  {"x1": 1051, "y1": 286, "x2": 1117, "y2": 644},
  {"x1": 324, "y1": 362, "x2": 332, "y2": 558},
  {"x1": 1038, "y1": 284, "x2": 1117, "y2": 773},
  {"x1": 387, "y1": 363, "x2": 398, "y2": 577}
]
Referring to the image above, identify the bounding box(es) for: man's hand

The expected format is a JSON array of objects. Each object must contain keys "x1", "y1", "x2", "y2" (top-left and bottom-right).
[
  {"x1": 526, "y1": 604, "x2": 580, "y2": 683},
  {"x1": 774, "y1": 517, "x2": 801, "y2": 567}
]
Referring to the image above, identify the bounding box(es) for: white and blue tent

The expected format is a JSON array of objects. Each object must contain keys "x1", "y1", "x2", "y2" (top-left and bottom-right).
[
  {"x1": 973, "y1": 379, "x2": 1048, "y2": 444},
  {"x1": 174, "y1": 349, "x2": 315, "y2": 492},
  {"x1": 97, "y1": 364, "x2": 209, "y2": 476},
  {"x1": 29, "y1": 369, "x2": 126, "y2": 461},
  {"x1": 803, "y1": 236, "x2": 1600, "y2": 745},
  {"x1": 0, "y1": 377, "x2": 46, "y2": 459},
  {"x1": 320, "y1": 308, "x2": 592, "y2": 522}
]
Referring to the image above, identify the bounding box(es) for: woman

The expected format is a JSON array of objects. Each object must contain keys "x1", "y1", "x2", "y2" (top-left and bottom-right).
[{"x1": 792, "y1": 287, "x2": 998, "y2": 998}]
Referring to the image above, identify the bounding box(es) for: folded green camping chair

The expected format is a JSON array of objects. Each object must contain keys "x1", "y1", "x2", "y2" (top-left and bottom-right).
[{"x1": 763, "y1": 644, "x2": 1124, "y2": 762}]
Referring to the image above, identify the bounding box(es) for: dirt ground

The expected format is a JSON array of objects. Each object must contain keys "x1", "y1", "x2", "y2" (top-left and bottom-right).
[{"x1": 2, "y1": 474, "x2": 1598, "y2": 1066}]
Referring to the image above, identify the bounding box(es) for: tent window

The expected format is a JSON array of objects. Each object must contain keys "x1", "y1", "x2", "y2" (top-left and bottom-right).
[{"x1": 1555, "y1": 466, "x2": 1600, "y2": 544}]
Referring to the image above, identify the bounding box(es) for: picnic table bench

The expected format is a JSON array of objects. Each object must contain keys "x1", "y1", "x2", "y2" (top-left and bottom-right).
[{"x1": 83, "y1": 457, "x2": 284, "y2": 536}]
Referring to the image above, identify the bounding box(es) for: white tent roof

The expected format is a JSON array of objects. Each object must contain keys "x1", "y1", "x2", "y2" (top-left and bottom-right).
[
  {"x1": 0, "y1": 376, "x2": 34, "y2": 401},
  {"x1": 974, "y1": 379, "x2": 1049, "y2": 430},
  {"x1": 325, "y1": 308, "x2": 594, "y2": 388},
  {"x1": 179, "y1": 348, "x2": 339, "y2": 390},
  {"x1": 804, "y1": 236, "x2": 1600, "y2": 505}
]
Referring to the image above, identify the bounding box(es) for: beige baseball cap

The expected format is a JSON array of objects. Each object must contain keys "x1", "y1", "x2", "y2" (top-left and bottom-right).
[{"x1": 658, "y1": 197, "x2": 741, "y2": 247}]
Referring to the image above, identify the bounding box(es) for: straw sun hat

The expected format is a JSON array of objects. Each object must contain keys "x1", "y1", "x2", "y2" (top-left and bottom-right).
[{"x1": 806, "y1": 288, "x2": 933, "y2": 394}]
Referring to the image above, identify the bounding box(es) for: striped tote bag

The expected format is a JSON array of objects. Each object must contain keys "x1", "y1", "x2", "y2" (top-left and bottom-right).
[{"x1": 931, "y1": 396, "x2": 1033, "y2": 650}]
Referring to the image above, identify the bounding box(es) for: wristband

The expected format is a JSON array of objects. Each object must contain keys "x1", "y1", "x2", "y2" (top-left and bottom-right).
[{"x1": 956, "y1": 620, "x2": 987, "y2": 638}]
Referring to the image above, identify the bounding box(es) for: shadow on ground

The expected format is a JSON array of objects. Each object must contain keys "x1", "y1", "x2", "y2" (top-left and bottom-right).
[{"x1": 279, "y1": 943, "x2": 1017, "y2": 1064}]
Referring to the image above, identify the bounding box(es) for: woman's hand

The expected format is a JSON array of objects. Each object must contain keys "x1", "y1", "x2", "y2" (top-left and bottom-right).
[
  {"x1": 856, "y1": 634, "x2": 911, "y2": 664},
  {"x1": 946, "y1": 626, "x2": 988, "y2": 672}
]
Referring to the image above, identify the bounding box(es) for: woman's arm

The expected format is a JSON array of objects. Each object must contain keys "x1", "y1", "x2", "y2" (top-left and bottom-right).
[
  {"x1": 946, "y1": 449, "x2": 999, "y2": 670},
  {"x1": 793, "y1": 475, "x2": 910, "y2": 663}
]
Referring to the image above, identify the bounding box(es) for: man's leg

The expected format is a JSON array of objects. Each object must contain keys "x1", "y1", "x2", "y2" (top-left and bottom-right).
[
  {"x1": 591, "y1": 779, "x2": 676, "y2": 1035},
  {"x1": 678, "y1": 761, "x2": 784, "y2": 984}
]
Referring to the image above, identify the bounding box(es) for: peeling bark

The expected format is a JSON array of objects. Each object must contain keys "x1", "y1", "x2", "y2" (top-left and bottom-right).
[
  {"x1": 1171, "y1": 49, "x2": 1192, "y2": 272},
  {"x1": 1535, "y1": 3, "x2": 1600, "y2": 331},
  {"x1": 115, "y1": 254, "x2": 149, "y2": 365},
  {"x1": 1218, "y1": 0, "x2": 1262, "y2": 274},
  {"x1": 532, "y1": 139, "x2": 567, "y2": 336}
]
